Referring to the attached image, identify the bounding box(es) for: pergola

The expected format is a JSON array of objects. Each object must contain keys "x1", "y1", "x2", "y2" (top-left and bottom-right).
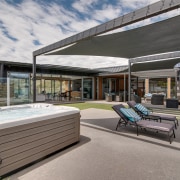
[{"x1": 33, "y1": 0, "x2": 180, "y2": 102}]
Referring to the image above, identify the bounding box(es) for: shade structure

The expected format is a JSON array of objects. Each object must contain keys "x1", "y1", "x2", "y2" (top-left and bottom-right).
[
  {"x1": 47, "y1": 15, "x2": 180, "y2": 59},
  {"x1": 131, "y1": 58, "x2": 180, "y2": 72}
]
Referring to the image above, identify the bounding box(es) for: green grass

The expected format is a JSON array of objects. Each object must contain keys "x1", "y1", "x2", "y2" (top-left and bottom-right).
[{"x1": 60, "y1": 102, "x2": 113, "y2": 110}]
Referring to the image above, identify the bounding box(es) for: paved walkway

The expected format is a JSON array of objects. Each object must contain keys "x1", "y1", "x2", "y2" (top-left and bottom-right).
[{"x1": 8, "y1": 108, "x2": 180, "y2": 180}]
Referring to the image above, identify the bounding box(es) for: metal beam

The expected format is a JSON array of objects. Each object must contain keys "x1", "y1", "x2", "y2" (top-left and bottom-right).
[
  {"x1": 130, "y1": 51, "x2": 180, "y2": 63},
  {"x1": 131, "y1": 69, "x2": 175, "y2": 78},
  {"x1": 32, "y1": 56, "x2": 36, "y2": 103},
  {"x1": 33, "y1": 0, "x2": 180, "y2": 56},
  {"x1": 128, "y1": 60, "x2": 131, "y2": 101},
  {"x1": 0, "y1": 63, "x2": 4, "y2": 78},
  {"x1": 124, "y1": 73, "x2": 126, "y2": 102}
]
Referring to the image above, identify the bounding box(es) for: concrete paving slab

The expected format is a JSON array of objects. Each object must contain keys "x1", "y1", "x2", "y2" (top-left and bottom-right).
[{"x1": 7, "y1": 109, "x2": 180, "y2": 180}]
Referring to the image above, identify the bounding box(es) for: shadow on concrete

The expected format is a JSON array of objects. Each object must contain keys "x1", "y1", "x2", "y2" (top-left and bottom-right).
[{"x1": 81, "y1": 117, "x2": 180, "y2": 151}]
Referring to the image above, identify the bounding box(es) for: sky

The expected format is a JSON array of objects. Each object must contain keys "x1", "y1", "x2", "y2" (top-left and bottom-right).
[{"x1": 0, "y1": 0, "x2": 179, "y2": 68}]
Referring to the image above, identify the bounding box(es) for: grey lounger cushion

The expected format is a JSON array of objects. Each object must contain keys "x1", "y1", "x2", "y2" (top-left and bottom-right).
[{"x1": 137, "y1": 120, "x2": 174, "y2": 132}]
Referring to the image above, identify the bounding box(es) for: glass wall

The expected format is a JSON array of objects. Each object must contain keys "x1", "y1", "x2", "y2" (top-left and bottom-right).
[
  {"x1": 0, "y1": 77, "x2": 8, "y2": 106},
  {"x1": 149, "y1": 78, "x2": 167, "y2": 95},
  {"x1": 0, "y1": 73, "x2": 31, "y2": 106},
  {"x1": 102, "y1": 78, "x2": 118, "y2": 98},
  {"x1": 34, "y1": 74, "x2": 72, "y2": 101},
  {"x1": 55, "y1": 80, "x2": 60, "y2": 93},
  {"x1": 83, "y1": 78, "x2": 93, "y2": 99},
  {"x1": 131, "y1": 77, "x2": 145, "y2": 97},
  {"x1": 148, "y1": 78, "x2": 175, "y2": 98},
  {"x1": 0, "y1": 71, "x2": 94, "y2": 106},
  {"x1": 45, "y1": 80, "x2": 52, "y2": 99},
  {"x1": 71, "y1": 77, "x2": 93, "y2": 100},
  {"x1": 131, "y1": 77, "x2": 176, "y2": 98},
  {"x1": 9, "y1": 72, "x2": 31, "y2": 105},
  {"x1": 130, "y1": 77, "x2": 176, "y2": 98},
  {"x1": 102, "y1": 78, "x2": 110, "y2": 98},
  {"x1": 33, "y1": 74, "x2": 94, "y2": 101},
  {"x1": 71, "y1": 78, "x2": 82, "y2": 100}
]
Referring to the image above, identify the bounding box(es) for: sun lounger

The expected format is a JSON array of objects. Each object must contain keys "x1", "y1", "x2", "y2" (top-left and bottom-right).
[
  {"x1": 112, "y1": 104, "x2": 175, "y2": 143},
  {"x1": 127, "y1": 101, "x2": 179, "y2": 129}
]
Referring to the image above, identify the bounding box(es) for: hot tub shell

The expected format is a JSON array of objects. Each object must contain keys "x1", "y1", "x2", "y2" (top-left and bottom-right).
[{"x1": 0, "y1": 104, "x2": 80, "y2": 176}]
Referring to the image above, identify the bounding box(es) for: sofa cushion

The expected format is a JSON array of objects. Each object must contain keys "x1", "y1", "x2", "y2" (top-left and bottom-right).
[
  {"x1": 135, "y1": 103, "x2": 150, "y2": 115},
  {"x1": 120, "y1": 108, "x2": 141, "y2": 122}
]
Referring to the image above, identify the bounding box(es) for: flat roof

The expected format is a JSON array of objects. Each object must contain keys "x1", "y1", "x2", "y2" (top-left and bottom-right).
[{"x1": 0, "y1": 60, "x2": 103, "y2": 76}]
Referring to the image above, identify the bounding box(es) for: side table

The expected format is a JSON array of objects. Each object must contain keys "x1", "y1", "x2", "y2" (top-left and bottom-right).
[
  {"x1": 143, "y1": 115, "x2": 161, "y2": 122},
  {"x1": 166, "y1": 98, "x2": 179, "y2": 108}
]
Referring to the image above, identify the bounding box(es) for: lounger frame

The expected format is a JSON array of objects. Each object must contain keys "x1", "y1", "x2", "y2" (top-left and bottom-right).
[
  {"x1": 127, "y1": 101, "x2": 179, "y2": 129},
  {"x1": 112, "y1": 104, "x2": 175, "y2": 144}
]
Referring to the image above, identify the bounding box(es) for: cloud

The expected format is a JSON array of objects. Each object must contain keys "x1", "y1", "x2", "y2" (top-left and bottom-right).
[
  {"x1": 119, "y1": 0, "x2": 160, "y2": 10},
  {"x1": 92, "y1": 4, "x2": 122, "y2": 22},
  {"x1": 0, "y1": 0, "x2": 80, "y2": 63},
  {"x1": 72, "y1": 0, "x2": 99, "y2": 14}
]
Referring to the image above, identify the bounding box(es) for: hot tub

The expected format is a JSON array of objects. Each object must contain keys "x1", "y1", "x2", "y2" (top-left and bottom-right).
[{"x1": 0, "y1": 103, "x2": 80, "y2": 176}]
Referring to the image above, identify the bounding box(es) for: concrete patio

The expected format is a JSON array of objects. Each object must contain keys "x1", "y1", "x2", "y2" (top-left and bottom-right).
[{"x1": 7, "y1": 108, "x2": 180, "y2": 180}]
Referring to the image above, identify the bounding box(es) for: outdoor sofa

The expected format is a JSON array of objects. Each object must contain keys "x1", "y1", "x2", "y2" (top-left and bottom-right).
[
  {"x1": 151, "y1": 94, "x2": 164, "y2": 105},
  {"x1": 127, "y1": 101, "x2": 179, "y2": 129},
  {"x1": 112, "y1": 104, "x2": 175, "y2": 143}
]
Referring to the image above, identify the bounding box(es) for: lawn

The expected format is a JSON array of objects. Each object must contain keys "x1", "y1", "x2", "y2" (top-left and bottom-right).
[{"x1": 60, "y1": 102, "x2": 113, "y2": 110}]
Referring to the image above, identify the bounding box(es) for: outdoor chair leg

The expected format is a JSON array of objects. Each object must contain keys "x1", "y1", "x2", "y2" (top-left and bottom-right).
[
  {"x1": 173, "y1": 129, "x2": 176, "y2": 138},
  {"x1": 116, "y1": 118, "x2": 122, "y2": 130},
  {"x1": 116, "y1": 118, "x2": 127, "y2": 130},
  {"x1": 168, "y1": 130, "x2": 175, "y2": 144},
  {"x1": 116, "y1": 121, "x2": 120, "y2": 130},
  {"x1": 174, "y1": 122, "x2": 177, "y2": 129},
  {"x1": 137, "y1": 126, "x2": 139, "y2": 136},
  {"x1": 176, "y1": 119, "x2": 179, "y2": 127},
  {"x1": 168, "y1": 132, "x2": 172, "y2": 144}
]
